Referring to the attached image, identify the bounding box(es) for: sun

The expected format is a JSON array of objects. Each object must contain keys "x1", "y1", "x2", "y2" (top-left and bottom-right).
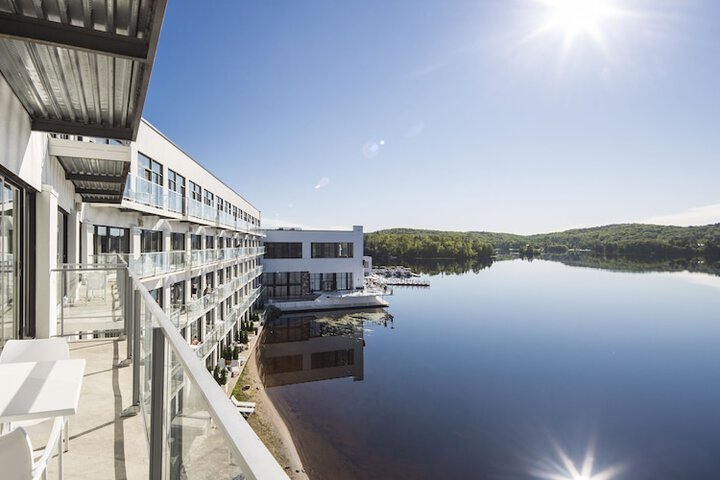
[{"x1": 529, "y1": 0, "x2": 627, "y2": 55}]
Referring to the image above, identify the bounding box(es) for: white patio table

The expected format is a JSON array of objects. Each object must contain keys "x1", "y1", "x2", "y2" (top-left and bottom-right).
[{"x1": 0, "y1": 359, "x2": 86, "y2": 478}]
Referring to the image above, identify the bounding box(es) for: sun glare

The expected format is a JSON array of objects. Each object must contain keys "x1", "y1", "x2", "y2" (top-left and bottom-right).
[
  {"x1": 529, "y1": 0, "x2": 627, "y2": 55},
  {"x1": 529, "y1": 437, "x2": 624, "y2": 480}
]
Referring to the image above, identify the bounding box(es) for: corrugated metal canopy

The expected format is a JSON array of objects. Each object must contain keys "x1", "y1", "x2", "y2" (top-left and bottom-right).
[
  {"x1": 58, "y1": 154, "x2": 129, "y2": 203},
  {"x1": 0, "y1": 0, "x2": 166, "y2": 141}
]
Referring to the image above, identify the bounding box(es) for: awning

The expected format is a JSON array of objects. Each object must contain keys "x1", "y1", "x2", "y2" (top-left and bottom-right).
[
  {"x1": 0, "y1": 1, "x2": 166, "y2": 141},
  {"x1": 49, "y1": 135, "x2": 131, "y2": 203}
]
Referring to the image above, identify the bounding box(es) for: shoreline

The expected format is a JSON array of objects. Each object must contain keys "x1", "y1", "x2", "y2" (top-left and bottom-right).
[{"x1": 228, "y1": 329, "x2": 309, "y2": 480}]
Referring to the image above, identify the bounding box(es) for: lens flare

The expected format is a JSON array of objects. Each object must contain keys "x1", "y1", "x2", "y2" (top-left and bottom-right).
[
  {"x1": 525, "y1": 0, "x2": 629, "y2": 57},
  {"x1": 529, "y1": 436, "x2": 624, "y2": 480}
]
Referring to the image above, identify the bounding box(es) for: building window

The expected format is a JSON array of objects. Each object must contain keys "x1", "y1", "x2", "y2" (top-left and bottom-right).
[
  {"x1": 205, "y1": 236, "x2": 215, "y2": 249},
  {"x1": 138, "y1": 153, "x2": 163, "y2": 186},
  {"x1": 203, "y1": 190, "x2": 214, "y2": 207},
  {"x1": 263, "y1": 271, "x2": 306, "y2": 298},
  {"x1": 171, "y1": 233, "x2": 185, "y2": 251},
  {"x1": 311, "y1": 349, "x2": 354, "y2": 369},
  {"x1": 168, "y1": 170, "x2": 185, "y2": 196},
  {"x1": 149, "y1": 287, "x2": 163, "y2": 308},
  {"x1": 309, "y1": 273, "x2": 353, "y2": 292},
  {"x1": 265, "y1": 242, "x2": 302, "y2": 259},
  {"x1": 311, "y1": 242, "x2": 354, "y2": 258},
  {"x1": 190, "y1": 234, "x2": 202, "y2": 250},
  {"x1": 94, "y1": 226, "x2": 130, "y2": 254},
  {"x1": 141, "y1": 230, "x2": 163, "y2": 253},
  {"x1": 189, "y1": 181, "x2": 202, "y2": 202},
  {"x1": 170, "y1": 281, "x2": 185, "y2": 307}
]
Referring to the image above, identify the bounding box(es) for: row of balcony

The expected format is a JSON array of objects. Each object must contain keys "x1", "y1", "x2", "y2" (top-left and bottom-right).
[
  {"x1": 193, "y1": 287, "x2": 263, "y2": 359},
  {"x1": 168, "y1": 268, "x2": 263, "y2": 331},
  {"x1": 92, "y1": 247, "x2": 265, "y2": 278},
  {"x1": 123, "y1": 174, "x2": 261, "y2": 233}
]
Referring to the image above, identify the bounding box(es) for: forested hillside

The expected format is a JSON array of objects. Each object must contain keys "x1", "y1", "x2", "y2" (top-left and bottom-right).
[{"x1": 365, "y1": 224, "x2": 720, "y2": 261}]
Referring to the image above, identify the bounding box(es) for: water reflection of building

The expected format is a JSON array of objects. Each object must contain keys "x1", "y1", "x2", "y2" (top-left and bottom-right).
[{"x1": 258, "y1": 309, "x2": 392, "y2": 387}]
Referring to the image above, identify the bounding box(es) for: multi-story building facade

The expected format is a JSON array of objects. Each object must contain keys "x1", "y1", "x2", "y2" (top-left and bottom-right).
[
  {"x1": 2, "y1": 98, "x2": 264, "y2": 365},
  {"x1": 0, "y1": 5, "x2": 288, "y2": 478}
]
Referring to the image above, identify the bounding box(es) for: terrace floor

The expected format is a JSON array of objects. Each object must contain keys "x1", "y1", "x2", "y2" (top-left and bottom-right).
[{"x1": 41, "y1": 339, "x2": 148, "y2": 479}]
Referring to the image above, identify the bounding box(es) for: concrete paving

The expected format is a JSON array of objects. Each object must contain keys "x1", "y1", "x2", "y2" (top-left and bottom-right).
[{"x1": 42, "y1": 339, "x2": 148, "y2": 480}]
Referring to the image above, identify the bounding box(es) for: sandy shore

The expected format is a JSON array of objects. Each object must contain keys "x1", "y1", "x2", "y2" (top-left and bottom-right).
[{"x1": 229, "y1": 332, "x2": 309, "y2": 480}]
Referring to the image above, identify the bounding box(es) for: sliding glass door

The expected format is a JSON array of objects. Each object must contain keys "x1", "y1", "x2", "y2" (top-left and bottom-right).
[{"x1": 0, "y1": 178, "x2": 22, "y2": 345}]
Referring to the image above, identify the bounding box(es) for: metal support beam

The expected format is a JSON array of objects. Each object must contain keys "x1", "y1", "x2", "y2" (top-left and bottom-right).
[
  {"x1": 0, "y1": 12, "x2": 149, "y2": 61},
  {"x1": 32, "y1": 118, "x2": 136, "y2": 141},
  {"x1": 149, "y1": 327, "x2": 166, "y2": 479},
  {"x1": 75, "y1": 187, "x2": 121, "y2": 195},
  {"x1": 65, "y1": 173, "x2": 125, "y2": 183}
]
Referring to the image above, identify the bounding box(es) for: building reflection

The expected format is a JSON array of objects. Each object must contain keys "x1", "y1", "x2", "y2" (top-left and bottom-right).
[{"x1": 258, "y1": 308, "x2": 392, "y2": 387}]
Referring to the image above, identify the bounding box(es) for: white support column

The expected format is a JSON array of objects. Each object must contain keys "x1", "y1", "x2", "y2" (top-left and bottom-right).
[
  {"x1": 80, "y1": 222, "x2": 94, "y2": 265},
  {"x1": 131, "y1": 227, "x2": 142, "y2": 264},
  {"x1": 67, "y1": 208, "x2": 79, "y2": 265},
  {"x1": 36, "y1": 185, "x2": 58, "y2": 338}
]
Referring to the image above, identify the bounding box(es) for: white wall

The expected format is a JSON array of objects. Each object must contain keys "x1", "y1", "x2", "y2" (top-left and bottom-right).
[
  {"x1": 262, "y1": 226, "x2": 364, "y2": 289},
  {"x1": 0, "y1": 74, "x2": 41, "y2": 190}
]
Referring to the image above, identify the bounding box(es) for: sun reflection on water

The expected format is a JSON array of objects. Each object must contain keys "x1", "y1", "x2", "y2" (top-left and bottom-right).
[{"x1": 530, "y1": 437, "x2": 624, "y2": 480}]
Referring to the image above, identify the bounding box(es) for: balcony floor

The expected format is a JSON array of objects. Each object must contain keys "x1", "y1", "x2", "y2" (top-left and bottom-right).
[{"x1": 43, "y1": 339, "x2": 148, "y2": 479}]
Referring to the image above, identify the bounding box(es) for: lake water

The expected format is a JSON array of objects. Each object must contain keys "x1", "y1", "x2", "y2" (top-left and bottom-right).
[{"x1": 258, "y1": 259, "x2": 720, "y2": 480}]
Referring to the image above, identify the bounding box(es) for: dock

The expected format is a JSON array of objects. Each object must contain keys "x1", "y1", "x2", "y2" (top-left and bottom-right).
[{"x1": 383, "y1": 278, "x2": 430, "y2": 287}]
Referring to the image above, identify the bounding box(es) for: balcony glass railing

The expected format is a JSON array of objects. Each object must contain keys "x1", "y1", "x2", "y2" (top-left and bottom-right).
[
  {"x1": 186, "y1": 198, "x2": 218, "y2": 223},
  {"x1": 123, "y1": 173, "x2": 165, "y2": 209},
  {"x1": 90, "y1": 249, "x2": 261, "y2": 279},
  {"x1": 167, "y1": 190, "x2": 184, "y2": 213},
  {"x1": 128, "y1": 251, "x2": 187, "y2": 277},
  {"x1": 194, "y1": 288, "x2": 263, "y2": 359},
  {"x1": 132, "y1": 273, "x2": 286, "y2": 479},
  {"x1": 51, "y1": 261, "x2": 283, "y2": 478},
  {"x1": 53, "y1": 263, "x2": 130, "y2": 336}
]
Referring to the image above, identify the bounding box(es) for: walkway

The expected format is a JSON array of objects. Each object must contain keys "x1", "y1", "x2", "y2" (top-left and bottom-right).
[{"x1": 44, "y1": 339, "x2": 148, "y2": 479}]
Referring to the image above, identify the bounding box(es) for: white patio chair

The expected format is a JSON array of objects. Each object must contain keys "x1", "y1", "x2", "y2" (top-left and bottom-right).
[
  {"x1": 0, "y1": 339, "x2": 71, "y2": 453},
  {"x1": 0, "y1": 419, "x2": 64, "y2": 480}
]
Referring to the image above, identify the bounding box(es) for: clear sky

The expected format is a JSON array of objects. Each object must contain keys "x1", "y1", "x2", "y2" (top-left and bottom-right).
[{"x1": 142, "y1": 0, "x2": 720, "y2": 234}]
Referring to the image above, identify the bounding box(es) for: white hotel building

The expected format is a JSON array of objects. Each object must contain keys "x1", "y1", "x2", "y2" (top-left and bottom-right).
[
  {"x1": 262, "y1": 226, "x2": 389, "y2": 311},
  {"x1": 2, "y1": 114, "x2": 264, "y2": 364},
  {"x1": 0, "y1": 3, "x2": 289, "y2": 478}
]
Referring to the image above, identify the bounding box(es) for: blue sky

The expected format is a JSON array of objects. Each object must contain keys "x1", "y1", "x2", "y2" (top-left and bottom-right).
[{"x1": 143, "y1": 0, "x2": 720, "y2": 234}]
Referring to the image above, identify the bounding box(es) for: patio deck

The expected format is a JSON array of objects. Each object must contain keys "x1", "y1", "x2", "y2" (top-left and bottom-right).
[{"x1": 43, "y1": 339, "x2": 148, "y2": 479}]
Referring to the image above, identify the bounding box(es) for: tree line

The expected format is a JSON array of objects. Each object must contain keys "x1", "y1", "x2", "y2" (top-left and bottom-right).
[
  {"x1": 365, "y1": 223, "x2": 720, "y2": 261},
  {"x1": 364, "y1": 230, "x2": 494, "y2": 262}
]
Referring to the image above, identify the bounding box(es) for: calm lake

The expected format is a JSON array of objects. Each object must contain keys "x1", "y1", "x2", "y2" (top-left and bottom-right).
[{"x1": 258, "y1": 259, "x2": 720, "y2": 480}]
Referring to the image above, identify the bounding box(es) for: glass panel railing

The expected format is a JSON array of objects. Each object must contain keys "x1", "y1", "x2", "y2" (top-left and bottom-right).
[
  {"x1": 91, "y1": 253, "x2": 130, "y2": 266},
  {"x1": 187, "y1": 198, "x2": 204, "y2": 219},
  {"x1": 167, "y1": 190, "x2": 184, "y2": 214},
  {"x1": 132, "y1": 272, "x2": 287, "y2": 479},
  {"x1": 124, "y1": 173, "x2": 165, "y2": 209},
  {"x1": 53, "y1": 264, "x2": 129, "y2": 337},
  {"x1": 168, "y1": 251, "x2": 187, "y2": 271},
  {"x1": 50, "y1": 260, "x2": 284, "y2": 478}
]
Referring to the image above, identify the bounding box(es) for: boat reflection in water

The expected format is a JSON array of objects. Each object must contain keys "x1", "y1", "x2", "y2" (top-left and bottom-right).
[{"x1": 258, "y1": 308, "x2": 393, "y2": 388}]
